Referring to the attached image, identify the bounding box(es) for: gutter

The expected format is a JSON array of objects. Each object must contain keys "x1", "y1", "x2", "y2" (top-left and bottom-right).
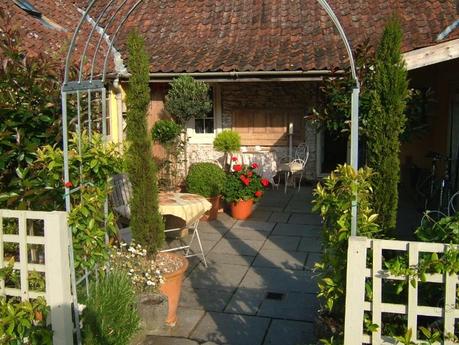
[{"x1": 437, "y1": 19, "x2": 459, "y2": 41}]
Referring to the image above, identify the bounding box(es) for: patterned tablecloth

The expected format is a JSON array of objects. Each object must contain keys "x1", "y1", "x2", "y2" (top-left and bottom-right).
[
  {"x1": 229, "y1": 151, "x2": 278, "y2": 183},
  {"x1": 159, "y1": 192, "x2": 212, "y2": 225}
]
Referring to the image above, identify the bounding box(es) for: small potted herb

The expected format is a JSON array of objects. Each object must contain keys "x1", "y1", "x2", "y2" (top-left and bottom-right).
[
  {"x1": 213, "y1": 130, "x2": 241, "y2": 171},
  {"x1": 186, "y1": 162, "x2": 226, "y2": 220}
]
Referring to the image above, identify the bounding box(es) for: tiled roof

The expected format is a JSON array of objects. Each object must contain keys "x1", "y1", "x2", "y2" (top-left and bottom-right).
[{"x1": 4, "y1": 0, "x2": 459, "y2": 74}]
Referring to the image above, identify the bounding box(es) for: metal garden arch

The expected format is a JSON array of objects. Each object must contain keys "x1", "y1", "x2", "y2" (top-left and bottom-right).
[{"x1": 61, "y1": 1, "x2": 359, "y2": 343}]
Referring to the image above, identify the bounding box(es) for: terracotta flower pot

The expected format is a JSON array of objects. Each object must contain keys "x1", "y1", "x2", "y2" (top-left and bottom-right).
[
  {"x1": 230, "y1": 199, "x2": 254, "y2": 220},
  {"x1": 201, "y1": 195, "x2": 221, "y2": 221},
  {"x1": 158, "y1": 252, "x2": 189, "y2": 327}
]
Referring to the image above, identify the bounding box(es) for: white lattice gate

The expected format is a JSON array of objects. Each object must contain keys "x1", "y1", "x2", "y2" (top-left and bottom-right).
[
  {"x1": 344, "y1": 236, "x2": 459, "y2": 345},
  {"x1": 0, "y1": 210, "x2": 73, "y2": 344}
]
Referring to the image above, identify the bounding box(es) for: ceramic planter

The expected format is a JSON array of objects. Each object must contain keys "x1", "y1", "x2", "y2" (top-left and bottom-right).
[
  {"x1": 158, "y1": 252, "x2": 189, "y2": 327},
  {"x1": 230, "y1": 199, "x2": 254, "y2": 220},
  {"x1": 201, "y1": 195, "x2": 221, "y2": 221}
]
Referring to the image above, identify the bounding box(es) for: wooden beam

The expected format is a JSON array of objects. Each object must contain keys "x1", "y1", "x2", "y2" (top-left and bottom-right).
[{"x1": 403, "y1": 38, "x2": 459, "y2": 70}]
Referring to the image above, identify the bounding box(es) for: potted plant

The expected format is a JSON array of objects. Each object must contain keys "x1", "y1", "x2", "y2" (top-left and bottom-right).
[
  {"x1": 213, "y1": 130, "x2": 241, "y2": 172},
  {"x1": 222, "y1": 158, "x2": 270, "y2": 220},
  {"x1": 185, "y1": 162, "x2": 226, "y2": 221},
  {"x1": 164, "y1": 75, "x2": 212, "y2": 174},
  {"x1": 125, "y1": 31, "x2": 188, "y2": 328}
]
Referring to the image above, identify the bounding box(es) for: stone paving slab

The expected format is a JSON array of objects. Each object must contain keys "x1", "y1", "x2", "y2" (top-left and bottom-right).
[
  {"x1": 199, "y1": 222, "x2": 231, "y2": 235},
  {"x1": 261, "y1": 235, "x2": 301, "y2": 251},
  {"x1": 297, "y1": 237, "x2": 322, "y2": 253},
  {"x1": 148, "y1": 307, "x2": 205, "y2": 338},
  {"x1": 262, "y1": 319, "x2": 315, "y2": 345},
  {"x1": 252, "y1": 248, "x2": 308, "y2": 271},
  {"x1": 184, "y1": 263, "x2": 249, "y2": 289},
  {"x1": 239, "y1": 267, "x2": 317, "y2": 293},
  {"x1": 257, "y1": 292, "x2": 319, "y2": 322},
  {"x1": 224, "y1": 288, "x2": 265, "y2": 315},
  {"x1": 248, "y1": 209, "x2": 272, "y2": 222},
  {"x1": 190, "y1": 312, "x2": 270, "y2": 345},
  {"x1": 224, "y1": 227, "x2": 270, "y2": 241},
  {"x1": 180, "y1": 287, "x2": 235, "y2": 312},
  {"x1": 305, "y1": 253, "x2": 323, "y2": 270},
  {"x1": 205, "y1": 252, "x2": 255, "y2": 266},
  {"x1": 267, "y1": 212, "x2": 291, "y2": 223},
  {"x1": 211, "y1": 238, "x2": 265, "y2": 256},
  {"x1": 288, "y1": 213, "x2": 322, "y2": 226},
  {"x1": 232, "y1": 220, "x2": 275, "y2": 232},
  {"x1": 142, "y1": 336, "x2": 199, "y2": 345},
  {"x1": 272, "y1": 223, "x2": 321, "y2": 237}
]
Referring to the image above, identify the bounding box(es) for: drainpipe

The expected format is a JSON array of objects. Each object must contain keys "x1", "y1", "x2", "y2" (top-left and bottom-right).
[
  {"x1": 437, "y1": 19, "x2": 459, "y2": 41},
  {"x1": 112, "y1": 78, "x2": 124, "y2": 147}
]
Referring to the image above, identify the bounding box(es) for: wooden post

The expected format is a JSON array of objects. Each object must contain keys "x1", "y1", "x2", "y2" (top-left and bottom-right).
[{"x1": 344, "y1": 236, "x2": 368, "y2": 345}]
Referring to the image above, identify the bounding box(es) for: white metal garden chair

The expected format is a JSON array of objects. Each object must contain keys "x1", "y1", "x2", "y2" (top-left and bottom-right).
[{"x1": 275, "y1": 144, "x2": 309, "y2": 193}]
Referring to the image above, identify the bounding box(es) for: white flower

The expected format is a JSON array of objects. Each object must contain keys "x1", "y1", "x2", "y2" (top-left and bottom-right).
[
  {"x1": 78, "y1": 303, "x2": 86, "y2": 314},
  {"x1": 120, "y1": 242, "x2": 127, "y2": 247},
  {"x1": 146, "y1": 280, "x2": 154, "y2": 286}
]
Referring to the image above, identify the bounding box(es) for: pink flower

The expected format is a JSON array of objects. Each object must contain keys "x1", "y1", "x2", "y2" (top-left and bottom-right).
[
  {"x1": 233, "y1": 165, "x2": 242, "y2": 172},
  {"x1": 251, "y1": 162, "x2": 259, "y2": 169}
]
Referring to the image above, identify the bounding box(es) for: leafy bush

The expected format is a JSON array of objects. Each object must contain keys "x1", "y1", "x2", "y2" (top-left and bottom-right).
[
  {"x1": 81, "y1": 270, "x2": 140, "y2": 345},
  {"x1": 415, "y1": 212, "x2": 459, "y2": 243},
  {"x1": 313, "y1": 164, "x2": 380, "y2": 341},
  {"x1": 164, "y1": 75, "x2": 212, "y2": 126},
  {"x1": 222, "y1": 162, "x2": 269, "y2": 203},
  {"x1": 186, "y1": 163, "x2": 226, "y2": 197},
  {"x1": 151, "y1": 119, "x2": 181, "y2": 145},
  {"x1": 213, "y1": 130, "x2": 241, "y2": 154},
  {"x1": 0, "y1": 296, "x2": 52, "y2": 345},
  {"x1": 125, "y1": 31, "x2": 164, "y2": 253}
]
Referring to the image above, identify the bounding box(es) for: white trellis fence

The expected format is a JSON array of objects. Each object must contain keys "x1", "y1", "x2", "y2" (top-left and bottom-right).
[
  {"x1": 344, "y1": 236, "x2": 459, "y2": 345},
  {"x1": 0, "y1": 209, "x2": 73, "y2": 345}
]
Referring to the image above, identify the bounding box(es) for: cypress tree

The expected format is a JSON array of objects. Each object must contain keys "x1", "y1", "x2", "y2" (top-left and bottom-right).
[
  {"x1": 366, "y1": 17, "x2": 408, "y2": 233},
  {"x1": 125, "y1": 32, "x2": 164, "y2": 253}
]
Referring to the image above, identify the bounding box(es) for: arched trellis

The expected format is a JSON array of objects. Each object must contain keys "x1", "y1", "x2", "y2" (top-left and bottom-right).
[{"x1": 61, "y1": 1, "x2": 359, "y2": 343}]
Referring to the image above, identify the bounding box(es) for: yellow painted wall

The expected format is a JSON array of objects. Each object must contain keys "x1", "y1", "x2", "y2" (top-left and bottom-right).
[{"x1": 108, "y1": 85, "x2": 126, "y2": 145}]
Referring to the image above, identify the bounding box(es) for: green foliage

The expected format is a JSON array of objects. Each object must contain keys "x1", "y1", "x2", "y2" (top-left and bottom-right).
[
  {"x1": 222, "y1": 163, "x2": 269, "y2": 203},
  {"x1": 125, "y1": 31, "x2": 164, "y2": 253},
  {"x1": 313, "y1": 164, "x2": 380, "y2": 341},
  {"x1": 0, "y1": 10, "x2": 61, "y2": 205},
  {"x1": 164, "y1": 75, "x2": 212, "y2": 126},
  {"x1": 151, "y1": 119, "x2": 181, "y2": 145},
  {"x1": 186, "y1": 162, "x2": 226, "y2": 197},
  {"x1": 415, "y1": 212, "x2": 459, "y2": 243},
  {"x1": 0, "y1": 296, "x2": 53, "y2": 345},
  {"x1": 81, "y1": 270, "x2": 140, "y2": 345},
  {"x1": 366, "y1": 17, "x2": 409, "y2": 233},
  {"x1": 213, "y1": 130, "x2": 241, "y2": 154},
  {"x1": 0, "y1": 258, "x2": 46, "y2": 292}
]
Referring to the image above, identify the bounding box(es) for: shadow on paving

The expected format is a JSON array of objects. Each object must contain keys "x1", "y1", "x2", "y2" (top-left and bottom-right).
[{"x1": 143, "y1": 186, "x2": 322, "y2": 345}]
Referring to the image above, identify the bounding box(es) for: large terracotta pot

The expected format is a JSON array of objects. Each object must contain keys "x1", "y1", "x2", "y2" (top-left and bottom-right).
[
  {"x1": 230, "y1": 199, "x2": 254, "y2": 220},
  {"x1": 158, "y1": 252, "x2": 189, "y2": 327},
  {"x1": 201, "y1": 195, "x2": 221, "y2": 221}
]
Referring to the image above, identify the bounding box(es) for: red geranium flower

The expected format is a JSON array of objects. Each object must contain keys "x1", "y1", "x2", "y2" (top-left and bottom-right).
[
  {"x1": 251, "y1": 162, "x2": 259, "y2": 169},
  {"x1": 261, "y1": 178, "x2": 269, "y2": 187},
  {"x1": 247, "y1": 171, "x2": 253, "y2": 177},
  {"x1": 255, "y1": 190, "x2": 263, "y2": 197},
  {"x1": 239, "y1": 175, "x2": 250, "y2": 186},
  {"x1": 64, "y1": 181, "x2": 73, "y2": 188},
  {"x1": 233, "y1": 164, "x2": 242, "y2": 172},
  {"x1": 231, "y1": 156, "x2": 238, "y2": 161}
]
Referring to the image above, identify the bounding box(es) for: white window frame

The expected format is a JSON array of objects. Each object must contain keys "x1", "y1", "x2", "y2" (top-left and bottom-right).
[{"x1": 187, "y1": 84, "x2": 222, "y2": 144}]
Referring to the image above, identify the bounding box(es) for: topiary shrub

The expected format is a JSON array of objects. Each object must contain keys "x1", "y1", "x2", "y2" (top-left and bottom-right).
[
  {"x1": 151, "y1": 120, "x2": 181, "y2": 146},
  {"x1": 186, "y1": 163, "x2": 226, "y2": 197},
  {"x1": 81, "y1": 270, "x2": 140, "y2": 345},
  {"x1": 213, "y1": 130, "x2": 241, "y2": 171}
]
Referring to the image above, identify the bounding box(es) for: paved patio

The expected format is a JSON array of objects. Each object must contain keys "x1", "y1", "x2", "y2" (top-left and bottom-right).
[{"x1": 143, "y1": 187, "x2": 322, "y2": 345}]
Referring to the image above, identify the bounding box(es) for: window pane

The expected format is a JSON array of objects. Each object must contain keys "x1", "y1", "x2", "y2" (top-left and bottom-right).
[
  {"x1": 204, "y1": 118, "x2": 214, "y2": 133},
  {"x1": 195, "y1": 119, "x2": 205, "y2": 133}
]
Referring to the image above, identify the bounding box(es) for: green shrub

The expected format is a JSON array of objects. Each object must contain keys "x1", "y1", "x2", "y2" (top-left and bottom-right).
[
  {"x1": 81, "y1": 270, "x2": 140, "y2": 345},
  {"x1": 186, "y1": 163, "x2": 226, "y2": 197},
  {"x1": 164, "y1": 75, "x2": 212, "y2": 126},
  {"x1": 213, "y1": 130, "x2": 241, "y2": 154},
  {"x1": 125, "y1": 31, "x2": 164, "y2": 253},
  {"x1": 313, "y1": 164, "x2": 380, "y2": 341},
  {"x1": 0, "y1": 296, "x2": 53, "y2": 345},
  {"x1": 366, "y1": 17, "x2": 408, "y2": 234},
  {"x1": 151, "y1": 119, "x2": 181, "y2": 145}
]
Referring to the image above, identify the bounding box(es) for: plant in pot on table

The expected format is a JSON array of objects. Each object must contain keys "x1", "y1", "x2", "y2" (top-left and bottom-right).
[
  {"x1": 124, "y1": 31, "x2": 188, "y2": 329},
  {"x1": 186, "y1": 162, "x2": 226, "y2": 221},
  {"x1": 213, "y1": 130, "x2": 241, "y2": 172},
  {"x1": 223, "y1": 159, "x2": 270, "y2": 220}
]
